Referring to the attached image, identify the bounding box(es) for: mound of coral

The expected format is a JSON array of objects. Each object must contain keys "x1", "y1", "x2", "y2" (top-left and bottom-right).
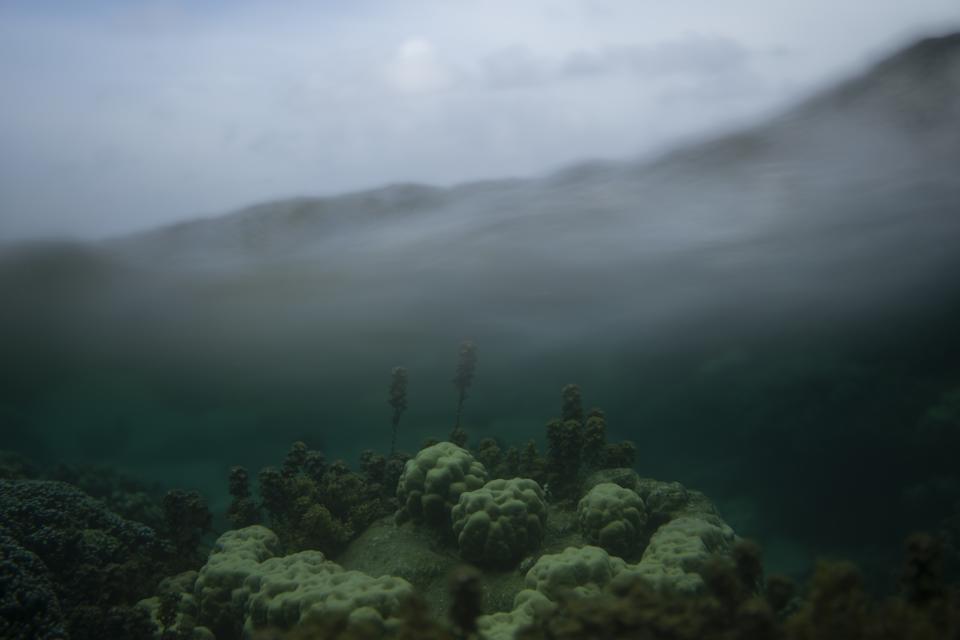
[
  {"x1": 452, "y1": 478, "x2": 547, "y2": 567},
  {"x1": 396, "y1": 442, "x2": 488, "y2": 526},
  {"x1": 140, "y1": 525, "x2": 418, "y2": 639},
  {"x1": 577, "y1": 482, "x2": 647, "y2": 557}
]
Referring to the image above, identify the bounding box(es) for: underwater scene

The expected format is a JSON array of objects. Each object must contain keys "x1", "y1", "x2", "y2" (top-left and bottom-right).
[{"x1": 2, "y1": 4, "x2": 960, "y2": 639}]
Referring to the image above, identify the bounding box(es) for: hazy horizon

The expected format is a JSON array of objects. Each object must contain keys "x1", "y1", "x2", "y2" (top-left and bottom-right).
[{"x1": 2, "y1": 1, "x2": 959, "y2": 241}]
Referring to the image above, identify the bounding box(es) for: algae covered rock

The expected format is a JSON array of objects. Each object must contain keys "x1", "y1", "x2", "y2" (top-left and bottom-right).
[
  {"x1": 396, "y1": 442, "x2": 487, "y2": 526},
  {"x1": 577, "y1": 482, "x2": 647, "y2": 557},
  {"x1": 451, "y1": 478, "x2": 547, "y2": 567}
]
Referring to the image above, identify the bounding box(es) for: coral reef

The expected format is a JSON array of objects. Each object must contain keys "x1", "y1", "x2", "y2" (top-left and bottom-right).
[
  {"x1": 452, "y1": 340, "x2": 478, "y2": 430},
  {"x1": 542, "y1": 385, "x2": 638, "y2": 501},
  {"x1": 388, "y1": 366, "x2": 408, "y2": 457},
  {"x1": 576, "y1": 482, "x2": 647, "y2": 558},
  {"x1": 560, "y1": 384, "x2": 583, "y2": 424},
  {"x1": 475, "y1": 438, "x2": 506, "y2": 477},
  {"x1": 0, "y1": 479, "x2": 167, "y2": 640},
  {"x1": 451, "y1": 478, "x2": 547, "y2": 567},
  {"x1": 545, "y1": 418, "x2": 583, "y2": 500},
  {"x1": 0, "y1": 530, "x2": 66, "y2": 640},
  {"x1": 513, "y1": 536, "x2": 960, "y2": 640},
  {"x1": 226, "y1": 466, "x2": 261, "y2": 529},
  {"x1": 524, "y1": 546, "x2": 628, "y2": 600},
  {"x1": 251, "y1": 442, "x2": 391, "y2": 556},
  {"x1": 162, "y1": 489, "x2": 213, "y2": 572},
  {"x1": 395, "y1": 442, "x2": 487, "y2": 527},
  {"x1": 169, "y1": 526, "x2": 417, "y2": 638},
  {"x1": 49, "y1": 462, "x2": 167, "y2": 532},
  {"x1": 138, "y1": 570, "x2": 213, "y2": 640},
  {"x1": 624, "y1": 515, "x2": 736, "y2": 593},
  {"x1": 243, "y1": 553, "x2": 414, "y2": 635},
  {"x1": 580, "y1": 409, "x2": 606, "y2": 470}
]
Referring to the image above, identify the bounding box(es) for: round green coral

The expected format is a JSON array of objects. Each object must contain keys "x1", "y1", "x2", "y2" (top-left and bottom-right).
[
  {"x1": 577, "y1": 482, "x2": 647, "y2": 557},
  {"x1": 451, "y1": 478, "x2": 547, "y2": 567},
  {"x1": 396, "y1": 442, "x2": 487, "y2": 526}
]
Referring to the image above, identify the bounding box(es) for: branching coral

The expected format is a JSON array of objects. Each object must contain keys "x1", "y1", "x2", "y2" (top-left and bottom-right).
[
  {"x1": 545, "y1": 386, "x2": 638, "y2": 500},
  {"x1": 249, "y1": 442, "x2": 389, "y2": 556},
  {"x1": 0, "y1": 479, "x2": 167, "y2": 640},
  {"x1": 388, "y1": 366, "x2": 409, "y2": 457},
  {"x1": 226, "y1": 466, "x2": 260, "y2": 529},
  {"x1": 162, "y1": 489, "x2": 212, "y2": 572}
]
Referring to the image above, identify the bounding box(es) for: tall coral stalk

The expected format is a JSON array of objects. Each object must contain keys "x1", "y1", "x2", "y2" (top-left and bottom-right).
[
  {"x1": 453, "y1": 341, "x2": 477, "y2": 429},
  {"x1": 389, "y1": 366, "x2": 409, "y2": 456}
]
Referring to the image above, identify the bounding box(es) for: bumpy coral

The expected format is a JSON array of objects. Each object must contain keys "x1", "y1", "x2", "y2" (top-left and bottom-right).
[
  {"x1": 451, "y1": 478, "x2": 547, "y2": 567},
  {"x1": 577, "y1": 483, "x2": 647, "y2": 558},
  {"x1": 194, "y1": 526, "x2": 415, "y2": 636},
  {"x1": 477, "y1": 590, "x2": 556, "y2": 640},
  {"x1": 396, "y1": 442, "x2": 487, "y2": 526},
  {"x1": 244, "y1": 551, "x2": 415, "y2": 634},
  {"x1": 525, "y1": 546, "x2": 628, "y2": 600},
  {"x1": 481, "y1": 507, "x2": 738, "y2": 640},
  {"x1": 622, "y1": 515, "x2": 736, "y2": 593}
]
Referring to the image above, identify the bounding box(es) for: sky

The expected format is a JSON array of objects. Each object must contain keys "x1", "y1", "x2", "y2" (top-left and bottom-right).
[{"x1": 0, "y1": 0, "x2": 958, "y2": 240}]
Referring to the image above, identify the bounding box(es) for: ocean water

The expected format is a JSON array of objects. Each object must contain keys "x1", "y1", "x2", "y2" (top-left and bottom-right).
[{"x1": 3, "y1": 274, "x2": 959, "y2": 589}]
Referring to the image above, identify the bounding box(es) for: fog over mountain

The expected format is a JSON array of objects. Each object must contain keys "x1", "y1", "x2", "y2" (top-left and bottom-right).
[
  {"x1": 2, "y1": 33, "x2": 960, "y2": 577},
  {"x1": 31, "y1": 33, "x2": 960, "y2": 346}
]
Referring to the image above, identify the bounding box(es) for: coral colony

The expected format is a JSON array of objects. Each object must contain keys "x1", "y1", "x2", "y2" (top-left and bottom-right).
[{"x1": 2, "y1": 342, "x2": 959, "y2": 639}]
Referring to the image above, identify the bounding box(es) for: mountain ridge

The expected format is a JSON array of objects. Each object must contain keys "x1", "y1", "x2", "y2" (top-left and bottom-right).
[{"x1": 101, "y1": 31, "x2": 960, "y2": 257}]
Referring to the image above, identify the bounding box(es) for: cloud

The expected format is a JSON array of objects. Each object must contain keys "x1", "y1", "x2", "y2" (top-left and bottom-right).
[
  {"x1": 0, "y1": 0, "x2": 958, "y2": 239},
  {"x1": 385, "y1": 37, "x2": 454, "y2": 94},
  {"x1": 481, "y1": 46, "x2": 551, "y2": 89},
  {"x1": 562, "y1": 35, "x2": 750, "y2": 78}
]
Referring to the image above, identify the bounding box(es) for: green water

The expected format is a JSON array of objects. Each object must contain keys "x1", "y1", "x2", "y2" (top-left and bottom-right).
[{"x1": 4, "y1": 277, "x2": 959, "y2": 586}]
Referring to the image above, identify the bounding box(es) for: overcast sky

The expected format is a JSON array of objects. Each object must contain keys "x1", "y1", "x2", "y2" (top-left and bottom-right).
[{"x1": 1, "y1": 1, "x2": 958, "y2": 240}]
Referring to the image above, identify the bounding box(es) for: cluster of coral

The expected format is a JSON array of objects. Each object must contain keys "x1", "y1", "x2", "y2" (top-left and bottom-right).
[
  {"x1": 4, "y1": 374, "x2": 959, "y2": 640},
  {"x1": 138, "y1": 525, "x2": 416, "y2": 639},
  {"x1": 0, "y1": 452, "x2": 216, "y2": 640}
]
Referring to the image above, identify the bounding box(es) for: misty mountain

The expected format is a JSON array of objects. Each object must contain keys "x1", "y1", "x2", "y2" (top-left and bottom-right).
[{"x1": 78, "y1": 32, "x2": 959, "y2": 350}]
